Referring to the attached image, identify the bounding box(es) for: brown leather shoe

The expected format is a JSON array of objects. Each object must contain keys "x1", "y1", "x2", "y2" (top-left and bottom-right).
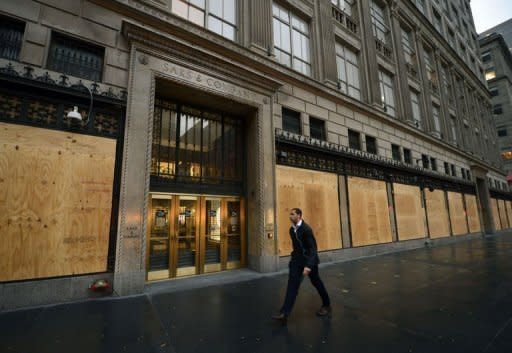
[
  {"x1": 271, "y1": 312, "x2": 288, "y2": 325},
  {"x1": 316, "y1": 306, "x2": 332, "y2": 317}
]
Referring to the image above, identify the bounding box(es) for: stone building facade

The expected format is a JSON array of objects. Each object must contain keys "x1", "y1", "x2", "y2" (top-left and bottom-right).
[
  {"x1": 0, "y1": 0, "x2": 511, "y2": 310},
  {"x1": 479, "y1": 32, "x2": 512, "y2": 174}
]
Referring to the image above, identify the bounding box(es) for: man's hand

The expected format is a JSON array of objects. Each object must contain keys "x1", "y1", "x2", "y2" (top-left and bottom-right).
[{"x1": 303, "y1": 267, "x2": 311, "y2": 276}]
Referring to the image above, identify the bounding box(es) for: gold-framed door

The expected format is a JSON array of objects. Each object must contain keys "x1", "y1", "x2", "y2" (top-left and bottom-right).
[{"x1": 146, "y1": 194, "x2": 245, "y2": 281}]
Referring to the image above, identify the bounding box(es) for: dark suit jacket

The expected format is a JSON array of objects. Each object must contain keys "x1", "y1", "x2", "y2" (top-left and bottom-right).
[{"x1": 289, "y1": 220, "x2": 320, "y2": 268}]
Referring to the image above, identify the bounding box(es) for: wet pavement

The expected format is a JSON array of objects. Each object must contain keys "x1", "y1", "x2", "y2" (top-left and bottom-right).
[{"x1": 2, "y1": 233, "x2": 512, "y2": 353}]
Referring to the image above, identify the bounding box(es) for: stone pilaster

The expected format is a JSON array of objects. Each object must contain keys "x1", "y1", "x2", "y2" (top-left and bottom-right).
[
  {"x1": 247, "y1": 0, "x2": 273, "y2": 56},
  {"x1": 413, "y1": 30, "x2": 433, "y2": 133},
  {"x1": 359, "y1": 0, "x2": 382, "y2": 106},
  {"x1": 389, "y1": 6, "x2": 411, "y2": 122},
  {"x1": 317, "y1": 0, "x2": 338, "y2": 87}
]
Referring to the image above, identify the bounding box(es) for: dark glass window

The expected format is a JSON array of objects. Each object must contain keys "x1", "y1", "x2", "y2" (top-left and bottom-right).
[
  {"x1": 151, "y1": 98, "x2": 243, "y2": 185},
  {"x1": 461, "y1": 168, "x2": 466, "y2": 179},
  {"x1": 0, "y1": 16, "x2": 24, "y2": 60},
  {"x1": 348, "y1": 129, "x2": 361, "y2": 150},
  {"x1": 403, "y1": 148, "x2": 412, "y2": 164},
  {"x1": 493, "y1": 104, "x2": 503, "y2": 115},
  {"x1": 490, "y1": 88, "x2": 499, "y2": 97},
  {"x1": 451, "y1": 164, "x2": 456, "y2": 176},
  {"x1": 47, "y1": 32, "x2": 104, "y2": 82},
  {"x1": 365, "y1": 135, "x2": 377, "y2": 154},
  {"x1": 430, "y1": 157, "x2": 437, "y2": 171},
  {"x1": 282, "y1": 108, "x2": 301, "y2": 134},
  {"x1": 309, "y1": 117, "x2": 326, "y2": 140},
  {"x1": 498, "y1": 129, "x2": 507, "y2": 137},
  {"x1": 392, "y1": 144, "x2": 401, "y2": 161},
  {"x1": 481, "y1": 50, "x2": 491, "y2": 63},
  {"x1": 421, "y1": 154, "x2": 429, "y2": 169},
  {"x1": 444, "y1": 161, "x2": 450, "y2": 174}
]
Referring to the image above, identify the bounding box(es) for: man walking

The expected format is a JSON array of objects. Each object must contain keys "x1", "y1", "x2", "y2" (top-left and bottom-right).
[{"x1": 272, "y1": 208, "x2": 331, "y2": 324}]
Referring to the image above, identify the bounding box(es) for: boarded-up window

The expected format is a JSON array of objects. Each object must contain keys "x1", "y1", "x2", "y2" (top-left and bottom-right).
[
  {"x1": 491, "y1": 198, "x2": 501, "y2": 231},
  {"x1": 464, "y1": 194, "x2": 481, "y2": 233},
  {"x1": 348, "y1": 176, "x2": 392, "y2": 246},
  {"x1": 506, "y1": 201, "x2": 512, "y2": 229},
  {"x1": 0, "y1": 123, "x2": 115, "y2": 281},
  {"x1": 498, "y1": 199, "x2": 509, "y2": 229},
  {"x1": 425, "y1": 189, "x2": 450, "y2": 238},
  {"x1": 276, "y1": 165, "x2": 342, "y2": 255},
  {"x1": 447, "y1": 191, "x2": 468, "y2": 235},
  {"x1": 393, "y1": 183, "x2": 426, "y2": 240}
]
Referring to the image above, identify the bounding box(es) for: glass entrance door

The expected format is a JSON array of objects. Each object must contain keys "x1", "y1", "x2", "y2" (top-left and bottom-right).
[
  {"x1": 175, "y1": 196, "x2": 199, "y2": 277},
  {"x1": 147, "y1": 194, "x2": 244, "y2": 281}
]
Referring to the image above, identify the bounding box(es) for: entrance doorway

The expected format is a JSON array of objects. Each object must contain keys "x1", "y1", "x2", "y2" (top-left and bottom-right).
[{"x1": 146, "y1": 193, "x2": 245, "y2": 281}]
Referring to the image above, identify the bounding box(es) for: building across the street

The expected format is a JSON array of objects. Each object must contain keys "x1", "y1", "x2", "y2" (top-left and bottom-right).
[
  {"x1": 1, "y1": 0, "x2": 512, "y2": 310},
  {"x1": 479, "y1": 32, "x2": 512, "y2": 174},
  {"x1": 480, "y1": 18, "x2": 512, "y2": 52}
]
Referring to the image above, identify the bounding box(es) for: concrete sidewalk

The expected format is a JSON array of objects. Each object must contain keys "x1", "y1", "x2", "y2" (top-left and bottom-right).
[{"x1": 2, "y1": 233, "x2": 512, "y2": 353}]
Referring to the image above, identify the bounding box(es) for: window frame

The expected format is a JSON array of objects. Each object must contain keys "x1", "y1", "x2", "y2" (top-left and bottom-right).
[
  {"x1": 348, "y1": 129, "x2": 361, "y2": 150},
  {"x1": 282, "y1": 107, "x2": 302, "y2": 134},
  {"x1": 309, "y1": 116, "x2": 326, "y2": 141},
  {"x1": 335, "y1": 42, "x2": 361, "y2": 100},
  {"x1": 272, "y1": 2, "x2": 312, "y2": 76},
  {"x1": 46, "y1": 31, "x2": 105, "y2": 82}
]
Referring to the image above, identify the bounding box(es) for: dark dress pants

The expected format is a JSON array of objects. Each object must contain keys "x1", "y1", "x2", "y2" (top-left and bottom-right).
[{"x1": 280, "y1": 259, "x2": 330, "y2": 316}]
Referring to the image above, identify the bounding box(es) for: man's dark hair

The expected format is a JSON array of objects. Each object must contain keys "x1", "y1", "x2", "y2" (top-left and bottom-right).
[{"x1": 291, "y1": 208, "x2": 302, "y2": 216}]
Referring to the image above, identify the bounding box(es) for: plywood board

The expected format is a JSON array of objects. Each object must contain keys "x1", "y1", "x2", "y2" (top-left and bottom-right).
[
  {"x1": 348, "y1": 176, "x2": 392, "y2": 247},
  {"x1": 425, "y1": 189, "x2": 450, "y2": 239},
  {"x1": 393, "y1": 183, "x2": 426, "y2": 240},
  {"x1": 506, "y1": 201, "x2": 512, "y2": 230},
  {"x1": 447, "y1": 191, "x2": 468, "y2": 236},
  {"x1": 491, "y1": 198, "x2": 501, "y2": 230},
  {"x1": 0, "y1": 122, "x2": 116, "y2": 281},
  {"x1": 276, "y1": 165, "x2": 342, "y2": 255},
  {"x1": 464, "y1": 194, "x2": 481, "y2": 233},
  {"x1": 498, "y1": 199, "x2": 509, "y2": 229}
]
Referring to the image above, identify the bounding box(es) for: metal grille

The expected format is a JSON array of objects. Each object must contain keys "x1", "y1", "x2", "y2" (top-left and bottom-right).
[
  {"x1": 0, "y1": 90, "x2": 122, "y2": 138},
  {"x1": 151, "y1": 97, "x2": 244, "y2": 190},
  {"x1": 0, "y1": 17, "x2": 24, "y2": 60},
  {"x1": 47, "y1": 33, "x2": 104, "y2": 82}
]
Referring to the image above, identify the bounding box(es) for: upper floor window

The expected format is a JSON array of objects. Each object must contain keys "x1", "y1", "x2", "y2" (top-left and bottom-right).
[
  {"x1": 331, "y1": 0, "x2": 355, "y2": 17},
  {"x1": 400, "y1": 28, "x2": 415, "y2": 65},
  {"x1": 493, "y1": 104, "x2": 503, "y2": 115},
  {"x1": 392, "y1": 144, "x2": 402, "y2": 161},
  {"x1": 433, "y1": 10, "x2": 443, "y2": 34},
  {"x1": 485, "y1": 68, "x2": 496, "y2": 81},
  {"x1": 403, "y1": 148, "x2": 412, "y2": 164},
  {"x1": 423, "y1": 47, "x2": 437, "y2": 88},
  {"x1": 482, "y1": 50, "x2": 492, "y2": 63},
  {"x1": 309, "y1": 117, "x2": 326, "y2": 140},
  {"x1": 490, "y1": 88, "x2": 499, "y2": 97},
  {"x1": 365, "y1": 135, "x2": 377, "y2": 154},
  {"x1": 449, "y1": 115, "x2": 458, "y2": 143},
  {"x1": 379, "y1": 69, "x2": 396, "y2": 117},
  {"x1": 421, "y1": 154, "x2": 429, "y2": 169},
  {"x1": 444, "y1": 161, "x2": 450, "y2": 174},
  {"x1": 410, "y1": 90, "x2": 422, "y2": 128},
  {"x1": 273, "y1": 3, "x2": 311, "y2": 76},
  {"x1": 432, "y1": 104, "x2": 442, "y2": 134},
  {"x1": 370, "y1": 1, "x2": 389, "y2": 44},
  {"x1": 282, "y1": 107, "x2": 302, "y2": 134},
  {"x1": 335, "y1": 42, "x2": 361, "y2": 100},
  {"x1": 47, "y1": 32, "x2": 104, "y2": 82},
  {"x1": 0, "y1": 16, "x2": 25, "y2": 61},
  {"x1": 172, "y1": 0, "x2": 237, "y2": 40},
  {"x1": 348, "y1": 129, "x2": 361, "y2": 150}
]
